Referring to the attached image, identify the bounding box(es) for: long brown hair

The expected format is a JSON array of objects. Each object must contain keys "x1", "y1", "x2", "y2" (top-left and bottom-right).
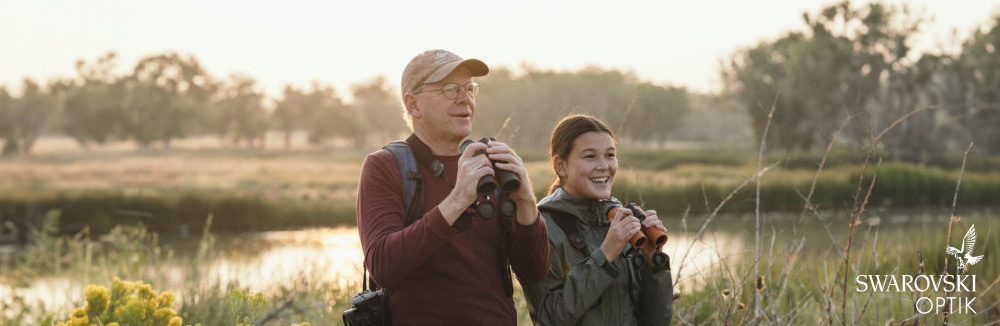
[{"x1": 547, "y1": 114, "x2": 616, "y2": 195}]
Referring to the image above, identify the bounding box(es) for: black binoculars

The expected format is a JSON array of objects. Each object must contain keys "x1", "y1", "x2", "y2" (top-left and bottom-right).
[
  {"x1": 454, "y1": 137, "x2": 521, "y2": 229},
  {"x1": 464, "y1": 137, "x2": 521, "y2": 195}
]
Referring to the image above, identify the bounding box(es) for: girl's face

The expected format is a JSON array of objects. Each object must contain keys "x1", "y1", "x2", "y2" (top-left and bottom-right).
[{"x1": 555, "y1": 131, "x2": 617, "y2": 199}]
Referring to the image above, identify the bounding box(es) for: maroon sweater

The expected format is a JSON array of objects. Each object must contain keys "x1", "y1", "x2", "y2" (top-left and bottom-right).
[{"x1": 356, "y1": 148, "x2": 550, "y2": 325}]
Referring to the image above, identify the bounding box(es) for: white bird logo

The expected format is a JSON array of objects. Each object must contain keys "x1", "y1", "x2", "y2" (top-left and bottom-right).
[{"x1": 946, "y1": 225, "x2": 985, "y2": 271}]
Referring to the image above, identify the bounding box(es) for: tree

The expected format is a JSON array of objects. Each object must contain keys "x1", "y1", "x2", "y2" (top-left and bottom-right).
[
  {"x1": 475, "y1": 66, "x2": 688, "y2": 150},
  {"x1": 63, "y1": 52, "x2": 126, "y2": 147},
  {"x1": 878, "y1": 54, "x2": 944, "y2": 162},
  {"x1": 122, "y1": 52, "x2": 214, "y2": 148},
  {"x1": 273, "y1": 84, "x2": 317, "y2": 150},
  {"x1": 352, "y1": 77, "x2": 405, "y2": 146},
  {"x1": 213, "y1": 74, "x2": 268, "y2": 147},
  {"x1": 623, "y1": 83, "x2": 690, "y2": 145},
  {"x1": 954, "y1": 15, "x2": 1000, "y2": 155},
  {"x1": 0, "y1": 87, "x2": 12, "y2": 154},
  {"x1": 306, "y1": 85, "x2": 359, "y2": 146},
  {"x1": 3, "y1": 79, "x2": 62, "y2": 156},
  {"x1": 724, "y1": 1, "x2": 925, "y2": 152}
]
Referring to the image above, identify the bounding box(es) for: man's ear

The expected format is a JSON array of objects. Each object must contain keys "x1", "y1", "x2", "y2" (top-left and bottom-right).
[{"x1": 404, "y1": 93, "x2": 421, "y2": 119}]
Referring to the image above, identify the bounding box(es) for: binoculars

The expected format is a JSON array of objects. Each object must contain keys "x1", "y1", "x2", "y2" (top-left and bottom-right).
[
  {"x1": 464, "y1": 137, "x2": 521, "y2": 195},
  {"x1": 454, "y1": 137, "x2": 522, "y2": 230},
  {"x1": 605, "y1": 203, "x2": 669, "y2": 268}
]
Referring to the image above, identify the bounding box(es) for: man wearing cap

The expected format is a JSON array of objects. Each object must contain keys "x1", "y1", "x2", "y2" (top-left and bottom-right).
[{"x1": 356, "y1": 49, "x2": 550, "y2": 325}]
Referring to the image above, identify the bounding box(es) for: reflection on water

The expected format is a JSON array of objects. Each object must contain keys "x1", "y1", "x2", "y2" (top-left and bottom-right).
[
  {"x1": 208, "y1": 227, "x2": 364, "y2": 291},
  {"x1": 663, "y1": 233, "x2": 746, "y2": 292},
  {"x1": 0, "y1": 277, "x2": 82, "y2": 315}
]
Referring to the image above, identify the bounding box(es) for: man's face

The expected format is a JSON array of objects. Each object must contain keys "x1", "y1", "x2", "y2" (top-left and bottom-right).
[{"x1": 410, "y1": 68, "x2": 475, "y2": 142}]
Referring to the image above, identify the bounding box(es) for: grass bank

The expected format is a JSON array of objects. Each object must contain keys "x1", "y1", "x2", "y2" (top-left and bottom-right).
[{"x1": 4, "y1": 151, "x2": 1000, "y2": 236}]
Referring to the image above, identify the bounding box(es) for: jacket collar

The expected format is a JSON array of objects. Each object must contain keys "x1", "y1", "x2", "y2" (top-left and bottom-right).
[{"x1": 538, "y1": 187, "x2": 621, "y2": 227}]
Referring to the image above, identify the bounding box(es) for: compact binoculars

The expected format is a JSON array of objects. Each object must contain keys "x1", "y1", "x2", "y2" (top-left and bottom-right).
[
  {"x1": 605, "y1": 203, "x2": 669, "y2": 268},
  {"x1": 454, "y1": 137, "x2": 522, "y2": 229}
]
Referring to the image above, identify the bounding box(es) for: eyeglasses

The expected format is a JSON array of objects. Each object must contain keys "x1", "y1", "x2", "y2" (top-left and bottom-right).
[{"x1": 413, "y1": 82, "x2": 480, "y2": 99}]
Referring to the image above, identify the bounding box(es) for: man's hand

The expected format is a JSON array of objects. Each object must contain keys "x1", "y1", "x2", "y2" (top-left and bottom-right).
[
  {"x1": 486, "y1": 141, "x2": 540, "y2": 225},
  {"x1": 438, "y1": 142, "x2": 494, "y2": 225}
]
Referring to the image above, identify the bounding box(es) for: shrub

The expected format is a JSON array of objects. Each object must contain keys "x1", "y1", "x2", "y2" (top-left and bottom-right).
[{"x1": 53, "y1": 278, "x2": 185, "y2": 326}]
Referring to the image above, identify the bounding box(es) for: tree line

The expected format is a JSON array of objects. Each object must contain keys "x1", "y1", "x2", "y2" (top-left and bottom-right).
[
  {"x1": 2, "y1": 0, "x2": 998, "y2": 162},
  {"x1": 0, "y1": 52, "x2": 694, "y2": 155},
  {"x1": 0, "y1": 52, "x2": 404, "y2": 154},
  {"x1": 725, "y1": 0, "x2": 1000, "y2": 160}
]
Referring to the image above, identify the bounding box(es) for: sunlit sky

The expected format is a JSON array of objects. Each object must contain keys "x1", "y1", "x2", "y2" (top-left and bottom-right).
[{"x1": 2, "y1": 0, "x2": 998, "y2": 100}]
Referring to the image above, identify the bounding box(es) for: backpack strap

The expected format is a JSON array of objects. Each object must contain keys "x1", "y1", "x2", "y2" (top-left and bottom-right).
[
  {"x1": 382, "y1": 141, "x2": 424, "y2": 226},
  {"x1": 540, "y1": 207, "x2": 590, "y2": 256},
  {"x1": 368, "y1": 141, "x2": 423, "y2": 291},
  {"x1": 497, "y1": 190, "x2": 514, "y2": 297}
]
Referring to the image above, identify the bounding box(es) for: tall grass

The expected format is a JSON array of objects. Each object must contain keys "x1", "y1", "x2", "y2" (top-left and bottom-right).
[{"x1": 661, "y1": 107, "x2": 1000, "y2": 325}]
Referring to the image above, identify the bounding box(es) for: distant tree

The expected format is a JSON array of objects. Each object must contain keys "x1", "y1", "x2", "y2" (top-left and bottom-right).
[
  {"x1": 851, "y1": 2, "x2": 939, "y2": 161},
  {"x1": 668, "y1": 93, "x2": 754, "y2": 146},
  {"x1": 306, "y1": 85, "x2": 360, "y2": 146},
  {"x1": 724, "y1": 1, "x2": 924, "y2": 152},
  {"x1": 272, "y1": 82, "x2": 361, "y2": 150},
  {"x1": 213, "y1": 74, "x2": 268, "y2": 147},
  {"x1": 0, "y1": 87, "x2": 13, "y2": 154},
  {"x1": 352, "y1": 77, "x2": 405, "y2": 146},
  {"x1": 122, "y1": 52, "x2": 215, "y2": 148},
  {"x1": 63, "y1": 52, "x2": 126, "y2": 147},
  {"x1": 879, "y1": 54, "x2": 944, "y2": 162},
  {"x1": 623, "y1": 83, "x2": 690, "y2": 145},
  {"x1": 475, "y1": 66, "x2": 688, "y2": 150},
  {"x1": 2, "y1": 79, "x2": 62, "y2": 156},
  {"x1": 954, "y1": 15, "x2": 1000, "y2": 155},
  {"x1": 273, "y1": 84, "x2": 317, "y2": 150}
]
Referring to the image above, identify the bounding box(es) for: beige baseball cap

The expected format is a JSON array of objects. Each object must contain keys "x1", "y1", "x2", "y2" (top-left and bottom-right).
[{"x1": 401, "y1": 49, "x2": 489, "y2": 98}]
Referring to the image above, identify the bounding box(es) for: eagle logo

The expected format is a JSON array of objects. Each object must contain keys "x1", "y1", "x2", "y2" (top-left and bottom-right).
[{"x1": 947, "y1": 225, "x2": 985, "y2": 271}]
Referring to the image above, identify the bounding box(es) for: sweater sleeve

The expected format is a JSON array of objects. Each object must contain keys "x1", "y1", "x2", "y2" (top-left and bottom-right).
[
  {"x1": 508, "y1": 213, "x2": 551, "y2": 283},
  {"x1": 356, "y1": 151, "x2": 457, "y2": 288}
]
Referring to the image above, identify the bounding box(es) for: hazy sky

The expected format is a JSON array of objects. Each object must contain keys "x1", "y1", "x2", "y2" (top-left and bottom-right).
[{"x1": 1, "y1": 0, "x2": 998, "y2": 100}]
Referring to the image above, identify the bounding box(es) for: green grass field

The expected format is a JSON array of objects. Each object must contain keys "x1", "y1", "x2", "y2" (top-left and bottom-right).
[{"x1": 3, "y1": 145, "x2": 1000, "y2": 235}]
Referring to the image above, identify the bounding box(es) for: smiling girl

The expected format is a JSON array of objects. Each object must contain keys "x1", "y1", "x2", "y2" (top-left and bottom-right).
[{"x1": 522, "y1": 114, "x2": 673, "y2": 326}]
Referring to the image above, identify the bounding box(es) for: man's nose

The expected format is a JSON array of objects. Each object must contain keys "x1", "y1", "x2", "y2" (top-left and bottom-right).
[{"x1": 454, "y1": 87, "x2": 473, "y2": 103}]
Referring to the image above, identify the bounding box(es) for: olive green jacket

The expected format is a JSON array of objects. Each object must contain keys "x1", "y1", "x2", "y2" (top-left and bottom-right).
[{"x1": 522, "y1": 188, "x2": 673, "y2": 326}]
